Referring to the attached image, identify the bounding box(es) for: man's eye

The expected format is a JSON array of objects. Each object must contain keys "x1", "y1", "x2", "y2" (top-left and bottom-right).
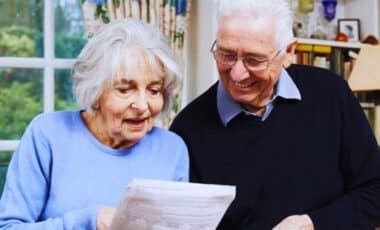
[
  {"x1": 245, "y1": 56, "x2": 265, "y2": 65},
  {"x1": 220, "y1": 52, "x2": 236, "y2": 60}
]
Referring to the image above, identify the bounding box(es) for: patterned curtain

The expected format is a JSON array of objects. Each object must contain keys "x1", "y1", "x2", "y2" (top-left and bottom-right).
[{"x1": 81, "y1": 0, "x2": 191, "y2": 126}]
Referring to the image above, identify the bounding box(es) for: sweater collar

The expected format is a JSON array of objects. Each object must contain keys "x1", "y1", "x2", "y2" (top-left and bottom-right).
[{"x1": 217, "y1": 68, "x2": 302, "y2": 126}]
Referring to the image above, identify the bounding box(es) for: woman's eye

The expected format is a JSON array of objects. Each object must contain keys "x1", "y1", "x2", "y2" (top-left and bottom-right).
[
  {"x1": 149, "y1": 88, "x2": 162, "y2": 96},
  {"x1": 116, "y1": 87, "x2": 131, "y2": 94}
]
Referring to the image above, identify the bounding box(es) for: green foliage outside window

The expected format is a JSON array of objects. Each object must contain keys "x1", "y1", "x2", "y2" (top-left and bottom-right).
[
  {"x1": 0, "y1": 27, "x2": 38, "y2": 57},
  {"x1": 0, "y1": 25, "x2": 86, "y2": 139},
  {"x1": 0, "y1": 152, "x2": 12, "y2": 164},
  {"x1": 0, "y1": 1, "x2": 87, "y2": 142},
  {"x1": 0, "y1": 82, "x2": 42, "y2": 139},
  {"x1": 0, "y1": 26, "x2": 43, "y2": 140}
]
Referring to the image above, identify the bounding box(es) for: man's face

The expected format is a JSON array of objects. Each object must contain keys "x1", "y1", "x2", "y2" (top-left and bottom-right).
[{"x1": 215, "y1": 14, "x2": 292, "y2": 112}]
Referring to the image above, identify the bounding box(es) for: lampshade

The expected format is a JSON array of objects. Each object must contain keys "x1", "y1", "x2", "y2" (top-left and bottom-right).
[{"x1": 348, "y1": 45, "x2": 380, "y2": 91}]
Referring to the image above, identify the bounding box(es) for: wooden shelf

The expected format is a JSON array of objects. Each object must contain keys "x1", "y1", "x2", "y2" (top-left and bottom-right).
[
  {"x1": 296, "y1": 38, "x2": 367, "y2": 49},
  {"x1": 360, "y1": 102, "x2": 376, "y2": 109}
]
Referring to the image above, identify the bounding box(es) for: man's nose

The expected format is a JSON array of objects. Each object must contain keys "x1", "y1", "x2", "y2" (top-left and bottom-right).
[{"x1": 230, "y1": 59, "x2": 249, "y2": 82}]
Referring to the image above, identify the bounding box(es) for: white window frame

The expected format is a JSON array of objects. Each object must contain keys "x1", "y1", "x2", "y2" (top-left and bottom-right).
[{"x1": 0, "y1": 0, "x2": 75, "y2": 151}]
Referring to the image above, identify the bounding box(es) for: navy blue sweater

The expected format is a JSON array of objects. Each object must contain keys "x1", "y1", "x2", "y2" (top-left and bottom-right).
[{"x1": 170, "y1": 65, "x2": 380, "y2": 229}]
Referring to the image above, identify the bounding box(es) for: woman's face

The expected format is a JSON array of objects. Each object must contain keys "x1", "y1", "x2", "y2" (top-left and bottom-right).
[{"x1": 91, "y1": 57, "x2": 164, "y2": 149}]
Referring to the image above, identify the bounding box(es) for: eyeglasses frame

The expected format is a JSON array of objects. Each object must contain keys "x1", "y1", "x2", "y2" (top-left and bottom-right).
[{"x1": 210, "y1": 40, "x2": 283, "y2": 72}]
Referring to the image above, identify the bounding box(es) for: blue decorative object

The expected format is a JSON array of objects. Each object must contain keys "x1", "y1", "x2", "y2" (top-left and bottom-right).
[
  {"x1": 176, "y1": 0, "x2": 187, "y2": 15},
  {"x1": 322, "y1": 0, "x2": 337, "y2": 22},
  {"x1": 88, "y1": 0, "x2": 107, "y2": 5}
]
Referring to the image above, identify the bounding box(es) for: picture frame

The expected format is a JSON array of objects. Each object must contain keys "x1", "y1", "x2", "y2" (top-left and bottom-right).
[{"x1": 338, "y1": 18, "x2": 360, "y2": 42}]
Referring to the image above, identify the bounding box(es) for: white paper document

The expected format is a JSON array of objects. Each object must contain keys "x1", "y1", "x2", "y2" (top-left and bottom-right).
[{"x1": 109, "y1": 179, "x2": 236, "y2": 230}]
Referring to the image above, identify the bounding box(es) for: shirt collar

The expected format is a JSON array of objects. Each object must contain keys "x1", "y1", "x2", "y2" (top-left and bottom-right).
[{"x1": 217, "y1": 68, "x2": 302, "y2": 126}]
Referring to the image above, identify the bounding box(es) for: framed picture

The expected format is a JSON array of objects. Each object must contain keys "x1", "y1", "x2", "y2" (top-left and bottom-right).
[{"x1": 338, "y1": 18, "x2": 360, "y2": 42}]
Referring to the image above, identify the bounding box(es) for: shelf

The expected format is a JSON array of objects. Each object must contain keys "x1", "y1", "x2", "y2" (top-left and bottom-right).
[
  {"x1": 296, "y1": 38, "x2": 367, "y2": 49},
  {"x1": 360, "y1": 102, "x2": 376, "y2": 109}
]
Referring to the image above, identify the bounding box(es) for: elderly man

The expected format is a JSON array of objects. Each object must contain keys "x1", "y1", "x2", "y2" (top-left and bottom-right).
[{"x1": 171, "y1": 0, "x2": 380, "y2": 229}]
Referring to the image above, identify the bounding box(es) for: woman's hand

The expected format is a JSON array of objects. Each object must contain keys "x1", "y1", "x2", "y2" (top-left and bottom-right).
[
  {"x1": 272, "y1": 214, "x2": 314, "y2": 230},
  {"x1": 97, "y1": 207, "x2": 116, "y2": 230}
]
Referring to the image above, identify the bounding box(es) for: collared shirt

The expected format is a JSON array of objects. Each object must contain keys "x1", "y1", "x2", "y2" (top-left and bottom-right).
[{"x1": 217, "y1": 68, "x2": 302, "y2": 126}]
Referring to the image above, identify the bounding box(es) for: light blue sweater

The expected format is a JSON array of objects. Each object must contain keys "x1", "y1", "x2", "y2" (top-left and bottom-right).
[{"x1": 0, "y1": 111, "x2": 189, "y2": 229}]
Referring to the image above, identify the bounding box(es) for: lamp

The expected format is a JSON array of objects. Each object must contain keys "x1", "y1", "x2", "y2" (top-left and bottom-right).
[{"x1": 348, "y1": 45, "x2": 380, "y2": 144}]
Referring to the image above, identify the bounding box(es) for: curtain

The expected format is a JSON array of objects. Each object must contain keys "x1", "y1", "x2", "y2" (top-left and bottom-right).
[{"x1": 81, "y1": 0, "x2": 191, "y2": 126}]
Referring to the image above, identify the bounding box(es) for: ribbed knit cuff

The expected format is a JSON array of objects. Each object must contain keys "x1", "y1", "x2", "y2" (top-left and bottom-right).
[{"x1": 63, "y1": 206, "x2": 100, "y2": 230}]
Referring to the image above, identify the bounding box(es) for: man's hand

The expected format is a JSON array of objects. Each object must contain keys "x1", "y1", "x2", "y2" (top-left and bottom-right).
[
  {"x1": 272, "y1": 214, "x2": 314, "y2": 230},
  {"x1": 97, "y1": 207, "x2": 116, "y2": 230}
]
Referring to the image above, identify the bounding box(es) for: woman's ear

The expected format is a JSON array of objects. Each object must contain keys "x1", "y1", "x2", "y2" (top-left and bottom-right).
[
  {"x1": 92, "y1": 100, "x2": 100, "y2": 110},
  {"x1": 282, "y1": 38, "x2": 297, "y2": 68}
]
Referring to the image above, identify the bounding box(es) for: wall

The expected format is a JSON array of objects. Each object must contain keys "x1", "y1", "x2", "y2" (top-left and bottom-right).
[
  {"x1": 183, "y1": 0, "x2": 217, "y2": 105},
  {"x1": 292, "y1": 0, "x2": 380, "y2": 40},
  {"x1": 344, "y1": 0, "x2": 380, "y2": 39},
  {"x1": 292, "y1": 0, "x2": 345, "y2": 40}
]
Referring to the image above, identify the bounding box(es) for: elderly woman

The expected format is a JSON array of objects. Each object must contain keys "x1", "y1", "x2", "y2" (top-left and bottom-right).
[{"x1": 0, "y1": 18, "x2": 188, "y2": 229}]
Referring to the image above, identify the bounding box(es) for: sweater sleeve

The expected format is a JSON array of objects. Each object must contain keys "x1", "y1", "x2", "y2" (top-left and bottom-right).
[
  {"x1": 173, "y1": 137, "x2": 190, "y2": 182},
  {"x1": 0, "y1": 116, "x2": 98, "y2": 230},
  {"x1": 309, "y1": 80, "x2": 380, "y2": 229}
]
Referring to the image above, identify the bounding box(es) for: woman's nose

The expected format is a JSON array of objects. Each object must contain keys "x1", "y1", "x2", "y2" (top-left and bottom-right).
[{"x1": 131, "y1": 93, "x2": 148, "y2": 111}]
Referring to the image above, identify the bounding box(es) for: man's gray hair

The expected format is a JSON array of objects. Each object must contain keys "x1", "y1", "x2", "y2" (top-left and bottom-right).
[
  {"x1": 73, "y1": 18, "x2": 182, "y2": 116},
  {"x1": 215, "y1": 0, "x2": 294, "y2": 49}
]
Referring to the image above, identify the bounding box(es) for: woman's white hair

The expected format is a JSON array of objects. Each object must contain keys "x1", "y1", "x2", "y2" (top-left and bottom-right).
[
  {"x1": 215, "y1": 0, "x2": 294, "y2": 49},
  {"x1": 73, "y1": 18, "x2": 182, "y2": 116}
]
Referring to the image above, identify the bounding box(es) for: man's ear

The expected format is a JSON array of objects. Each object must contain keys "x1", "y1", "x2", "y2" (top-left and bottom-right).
[{"x1": 282, "y1": 38, "x2": 297, "y2": 68}]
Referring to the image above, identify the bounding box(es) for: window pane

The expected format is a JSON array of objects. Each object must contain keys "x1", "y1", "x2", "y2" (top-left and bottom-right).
[
  {"x1": 0, "y1": 151, "x2": 10, "y2": 196},
  {"x1": 0, "y1": 68, "x2": 43, "y2": 139},
  {"x1": 0, "y1": 151, "x2": 12, "y2": 164},
  {"x1": 0, "y1": 0, "x2": 43, "y2": 57},
  {"x1": 0, "y1": 152, "x2": 9, "y2": 195},
  {"x1": 55, "y1": 0, "x2": 87, "y2": 58},
  {"x1": 55, "y1": 69, "x2": 78, "y2": 110}
]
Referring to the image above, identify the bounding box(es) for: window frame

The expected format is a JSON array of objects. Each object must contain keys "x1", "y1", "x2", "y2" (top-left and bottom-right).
[{"x1": 0, "y1": 0, "x2": 75, "y2": 151}]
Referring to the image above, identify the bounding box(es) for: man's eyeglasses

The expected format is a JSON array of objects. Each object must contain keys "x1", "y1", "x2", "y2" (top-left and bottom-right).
[{"x1": 210, "y1": 40, "x2": 282, "y2": 72}]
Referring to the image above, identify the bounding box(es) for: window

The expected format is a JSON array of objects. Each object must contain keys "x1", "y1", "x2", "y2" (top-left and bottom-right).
[{"x1": 0, "y1": 0, "x2": 87, "y2": 158}]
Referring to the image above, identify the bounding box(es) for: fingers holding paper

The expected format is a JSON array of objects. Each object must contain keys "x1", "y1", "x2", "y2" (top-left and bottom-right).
[
  {"x1": 97, "y1": 207, "x2": 116, "y2": 230},
  {"x1": 272, "y1": 214, "x2": 314, "y2": 230}
]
